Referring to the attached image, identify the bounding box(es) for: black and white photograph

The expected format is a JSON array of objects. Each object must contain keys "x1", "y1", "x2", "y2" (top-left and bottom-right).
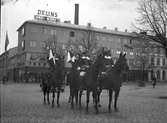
[{"x1": 1, "y1": 0, "x2": 167, "y2": 123}]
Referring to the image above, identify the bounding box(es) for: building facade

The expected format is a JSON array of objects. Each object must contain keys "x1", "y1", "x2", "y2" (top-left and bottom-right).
[{"x1": 1, "y1": 19, "x2": 166, "y2": 82}]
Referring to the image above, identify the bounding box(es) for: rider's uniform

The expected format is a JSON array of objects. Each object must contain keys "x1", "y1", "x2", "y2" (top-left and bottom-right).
[
  {"x1": 98, "y1": 51, "x2": 114, "y2": 89},
  {"x1": 78, "y1": 53, "x2": 91, "y2": 77},
  {"x1": 101, "y1": 51, "x2": 114, "y2": 74}
]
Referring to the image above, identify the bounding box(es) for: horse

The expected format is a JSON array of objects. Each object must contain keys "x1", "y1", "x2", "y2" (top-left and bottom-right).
[
  {"x1": 41, "y1": 54, "x2": 65, "y2": 107},
  {"x1": 68, "y1": 53, "x2": 81, "y2": 109},
  {"x1": 98, "y1": 52, "x2": 129, "y2": 113},
  {"x1": 96, "y1": 49, "x2": 114, "y2": 107},
  {"x1": 67, "y1": 51, "x2": 93, "y2": 109},
  {"x1": 41, "y1": 72, "x2": 51, "y2": 105},
  {"x1": 78, "y1": 52, "x2": 105, "y2": 113}
]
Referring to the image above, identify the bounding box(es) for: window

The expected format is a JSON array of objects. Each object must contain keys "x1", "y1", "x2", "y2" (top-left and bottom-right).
[
  {"x1": 40, "y1": 42, "x2": 46, "y2": 48},
  {"x1": 151, "y1": 57, "x2": 154, "y2": 66},
  {"x1": 129, "y1": 39, "x2": 132, "y2": 44},
  {"x1": 157, "y1": 58, "x2": 160, "y2": 66},
  {"x1": 163, "y1": 58, "x2": 165, "y2": 66},
  {"x1": 30, "y1": 27, "x2": 38, "y2": 33},
  {"x1": 51, "y1": 29, "x2": 56, "y2": 35},
  {"x1": 43, "y1": 28, "x2": 49, "y2": 34},
  {"x1": 21, "y1": 27, "x2": 25, "y2": 36},
  {"x1": 33, "y1": 62, "x2": 36, "y2": 66},
  {"x1": 70, "y1": 31, "x2": 75, "y2": 37},
  {"x1": 21, "y1": 40, "x2": 25, "y2": 50},
  {"x1": 157, "y1": 70, "x2": 160, "y2": 80},
  {"x1": 162, "y1": 70, "x2": 166, "y2": 80},
  {"x1": 30, "y1": 41, "x2": 37, "y2": 47},
  {"x1": 157, "y1": 47, "x2": 160, "y2": 54}
]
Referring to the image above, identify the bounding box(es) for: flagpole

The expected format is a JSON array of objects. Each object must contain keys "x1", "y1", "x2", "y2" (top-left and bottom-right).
[
  {"x1": 5, "y1": 49, "x2": 7, "y2": 80},
  {"x1": 4, "y1": 31, "x2": 9, "y2": 83}
]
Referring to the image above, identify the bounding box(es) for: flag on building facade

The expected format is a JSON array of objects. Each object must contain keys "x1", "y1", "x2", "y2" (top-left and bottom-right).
[
  {"x1": 5, "y1": 32, "x2": 9, "y2": 51},
  {"x1": 66, "y1": 51, "x2": 71, "y2": 62},
  {"x1": 49, "y1": 49, "x2": 55, "y2": 64}
]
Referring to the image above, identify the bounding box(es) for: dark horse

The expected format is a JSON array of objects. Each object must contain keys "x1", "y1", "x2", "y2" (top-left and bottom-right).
[
  {"x1": 67, "y1": 52, "x2": 91, "y2": 109},
  {"x1": 68, "y1": 51, "x2": 104, "y2": 113},
  {"x1": 98, "y1": 52, "x2": 129, "y2": 112},
  {"x1": 68, "y1": 53, "x2": 81, "y2": 109},
  {"x1": 78, "y1": 52, "x2": 105, "y2": 113},
  {"x1": 41, "y1": 72, "x2": 50, "y2": 105},
  {"x1": 41, "y1": 54, "x2": 65, "y2": 107},
  {"x1": 96, "y1": 49, "x2": 114, "y2": 107}
]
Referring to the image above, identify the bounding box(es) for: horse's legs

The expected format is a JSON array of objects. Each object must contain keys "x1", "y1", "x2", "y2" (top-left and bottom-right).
[
  {"x1": 92, "y1": 91, "x2": 95, "y2": 104},
  {"x1": 43, "y1": 90, "x2": 46, "y2": 104},
  {"x1": 57, "y1": 90, "x2": 60, "y2": 107},
  {"x1": 68, "y1": 95, "x2": 72, "y2": 103},
  {"x1": 71, "y1": 90, "x2": 74, "y2": 109},
  {"x1": 97, "y1": 89, "x2": 102, "y2": 107},
  {"x1": 79, "y1": 90, "x2": 82, "y2": 109},
  {"x1": 52, "y1": 90, "x2": 55, "y2": 107},
  {"x1": 75, "y1": 90, "x2": 78, "y2": 105},
  {"x1": 93, "y1": 90, "x2": 99, "y2": 114},
  {"x1": 108, "y1": 89, "x2": 113, "y2": 113},
  {"x1": 47, "y1": 89, "x2": 50, "y2": 104},
  {"x1": 86, "y1": 90, "x2": 90, "y2": 114},
  {"x1": 114, "y1": 89, "x2": 120, "y2": 112},
  {"x1": 68, "y1": 86, "x2": 72, "y2": 103}
]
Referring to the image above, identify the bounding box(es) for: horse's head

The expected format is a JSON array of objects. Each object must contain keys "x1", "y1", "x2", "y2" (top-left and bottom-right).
[{"x1": 114, "y1": 52, "x2": 129, "y2": 73}]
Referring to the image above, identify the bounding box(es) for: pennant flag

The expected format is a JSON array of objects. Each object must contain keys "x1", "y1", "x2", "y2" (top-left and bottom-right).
[
  {"x1": 49, "y1": 49, "x2": 55, "y2": 64},
  {"x1": 67, "y1": 51, "x2": 71, "y2": 62},
  {"x1": 71, "y1": 56, "x2": 76, "y2": 62},
  {"x1": 5, "y1": 32, "x2": 9, "y2": 51}
]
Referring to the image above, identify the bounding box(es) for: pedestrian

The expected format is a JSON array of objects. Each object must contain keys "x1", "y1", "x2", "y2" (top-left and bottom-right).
[
  {"x1": 2, "y1": 75, "x2": 7, "y2": 84},
  {"x1": 152, "y1": 72, "x2": 157, "y2": 88}
]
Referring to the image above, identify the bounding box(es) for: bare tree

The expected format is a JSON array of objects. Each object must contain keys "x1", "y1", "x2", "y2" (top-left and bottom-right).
[
  {"x1": 67, "y1": 29, "x2": 98, "y2": 56},
  {"x1": 77, "y1": 30, "x2": 98, "y2": 54},
  {"x1": 132, "y1": 37, "x2": 152, "y2": 81},
  {"x1": 135, "y1": 0, "x2": 167, "y2": 57}
]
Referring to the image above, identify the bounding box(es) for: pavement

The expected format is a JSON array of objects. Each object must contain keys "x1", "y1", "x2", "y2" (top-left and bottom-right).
[{"x1": 1, "y1": 82, "x2": 167, "y2": 123}]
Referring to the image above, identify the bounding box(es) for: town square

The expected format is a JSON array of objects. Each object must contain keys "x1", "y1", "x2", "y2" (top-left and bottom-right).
[{"x1": 1, "y1": 0, "x2": 167, "y2": 123}]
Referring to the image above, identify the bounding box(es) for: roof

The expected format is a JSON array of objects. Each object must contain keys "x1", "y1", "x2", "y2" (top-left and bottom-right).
[{"x1": 17, "y1": 20, "x2": 136, "y2": 37}]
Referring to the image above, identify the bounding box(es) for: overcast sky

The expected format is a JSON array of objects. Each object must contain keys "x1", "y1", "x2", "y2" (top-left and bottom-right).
[{"x1": 0, "y1": 0, "x2": 140, "y2": 54}]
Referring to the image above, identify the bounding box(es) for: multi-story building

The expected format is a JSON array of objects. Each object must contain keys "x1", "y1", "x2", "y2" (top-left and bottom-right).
[
  {"x1": 0, "y1": 19, "x2": 166, "y2": 82},
  {"x1": 15, "y1": 19, "x2": 167, "y2": 82},
  {"x1": 0, "y1": 47, "x2": 18, "y2": 81},
  {"x1": 0, "y1": 52, "x2": 7, "y2": 80}
]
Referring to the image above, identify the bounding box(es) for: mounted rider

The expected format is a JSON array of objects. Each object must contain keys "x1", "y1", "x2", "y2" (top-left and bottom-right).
[
  {"x1": 100, "y1": 47, "x2": 114, "y2": 74},
  {"x1": 47, "y1": 49, "x2": 65, "y2": 92},
  {"x1": 78, "y1": 51, "x2": 91, "y2": 76}
]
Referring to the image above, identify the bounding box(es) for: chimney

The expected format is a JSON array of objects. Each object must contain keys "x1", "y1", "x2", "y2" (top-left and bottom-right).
[
  {"x1": 114, "y1": 27, "x2": 118, "y2": 31},
  {"x1": 74, "y1": 4, "x2": 79, "y2": 25},
  {"x1": 103, "y1": 26, "x2": 107, "y2": 29},
  {"x1": 87, "y1": 22, "x2": 91, "y2": 27}
]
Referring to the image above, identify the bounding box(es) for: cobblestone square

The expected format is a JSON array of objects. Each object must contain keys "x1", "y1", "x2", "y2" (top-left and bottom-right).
[{"x1": 1, "y1": 82, "x2": 167, "y2": 123}]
